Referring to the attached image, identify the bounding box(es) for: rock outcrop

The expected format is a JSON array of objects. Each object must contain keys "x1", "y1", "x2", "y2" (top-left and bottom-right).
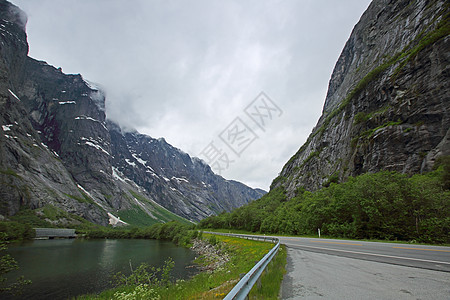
[
  {"x1": 0, "y1": 0, "x2": 264, "y2": 225},
  {"x1": 272, "y1": 0, "x2": 449, "y2": 197}
]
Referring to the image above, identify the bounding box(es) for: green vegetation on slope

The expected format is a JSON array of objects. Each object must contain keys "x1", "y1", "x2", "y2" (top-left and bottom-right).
[
  {"x1": 200, "y1": 159, "x2": 450, "y2": 244},
  {"x1": 122, "y1": 190, "x2": 192, "y2": 226},
  {"x1": 2, "y1": 206, "x2": 95, "y2": 237},
  {"x1": 0, "y1": 222, "x2": 35, "y2": 241},
  {"x1": 117, "y1": 204, "x2": 160, "y2": 227},
  {"x1": 1, "y1": 189, "x2": 191, "y2": 233}
]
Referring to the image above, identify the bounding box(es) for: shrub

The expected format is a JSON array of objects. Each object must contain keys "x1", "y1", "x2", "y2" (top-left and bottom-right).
[
  {"x1": 208, "y1": 235, "x2": 217, "y2": 246},
  {"x1": 0, "y1": 233, "x2": 32, "y2": 295},
  {"x1": 199, "y1": 168, "x2": 450, "y2": 244},
  {"x1": 0, "y1": 221, "x2": 35, "y2": 241}
]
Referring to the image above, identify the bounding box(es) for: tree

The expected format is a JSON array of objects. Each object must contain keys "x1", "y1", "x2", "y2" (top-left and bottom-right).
[{"x1": 0, "y1": 232, "x2": 31, "y2": 296}]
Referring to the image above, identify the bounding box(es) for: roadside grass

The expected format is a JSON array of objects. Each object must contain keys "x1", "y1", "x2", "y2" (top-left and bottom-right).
[
  {"x1": 249, "y1": 244, "x2": 287, "y2": 299},
  {"x1": 76, "y1": 233, "x2": 284, "y2": 299}
]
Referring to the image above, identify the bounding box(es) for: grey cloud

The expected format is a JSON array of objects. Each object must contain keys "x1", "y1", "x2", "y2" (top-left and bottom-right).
[{"x1": 12, "y1": 0, "x2": 371, "y2": 189}]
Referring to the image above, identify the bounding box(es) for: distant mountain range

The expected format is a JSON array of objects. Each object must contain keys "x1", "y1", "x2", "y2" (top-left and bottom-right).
[{"x1": 0, "y1": 0, "x2": 265, "y2": 226}]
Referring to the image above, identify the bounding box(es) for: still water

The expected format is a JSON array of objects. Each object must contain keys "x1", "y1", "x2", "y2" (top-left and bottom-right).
[{"x1": 6, "y1": 239, "x2": 197, "y2": 299}]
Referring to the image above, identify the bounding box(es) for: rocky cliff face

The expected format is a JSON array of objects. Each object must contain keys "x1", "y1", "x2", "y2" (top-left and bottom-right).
[
  {"x1": 0, "y1": 0, "x2": 264, "y2": 225},
  {"x1": 108, "y1": 123, "x2": 265, "y2": 221},
  {"x1": 273, "y1": 0, "x2": 449, "y2": 197},
  {"x1": 0, "y1": 1, "x2": 107, "y2": 225}
]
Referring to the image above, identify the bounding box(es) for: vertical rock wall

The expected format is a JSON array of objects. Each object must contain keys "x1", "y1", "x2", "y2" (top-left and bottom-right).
[{"x1": 273, "y1": 0, "x2": 449, "y2": 196}]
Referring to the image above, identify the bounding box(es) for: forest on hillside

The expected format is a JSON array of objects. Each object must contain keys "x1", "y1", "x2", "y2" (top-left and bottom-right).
[{"x1": 199, "y1": 158, "x2": 450, "y2": 244}]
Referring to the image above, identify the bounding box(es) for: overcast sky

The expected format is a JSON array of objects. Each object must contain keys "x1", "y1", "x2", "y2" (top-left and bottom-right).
[{"x1": 12, "y1": 0, "x2": 371, "y2": 190}]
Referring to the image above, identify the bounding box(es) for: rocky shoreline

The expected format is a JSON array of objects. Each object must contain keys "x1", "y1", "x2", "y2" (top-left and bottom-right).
[{"x1": 190, "y1": 238, "x2": 230, "y2": 273}]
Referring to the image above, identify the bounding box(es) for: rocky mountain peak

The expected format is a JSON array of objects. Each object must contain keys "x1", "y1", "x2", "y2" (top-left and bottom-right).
[{"x1": 273, "y1": 0, "x2": 449, "y2": 196}]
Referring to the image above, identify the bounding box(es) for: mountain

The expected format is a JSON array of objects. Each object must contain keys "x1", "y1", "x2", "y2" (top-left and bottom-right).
[
  {"x1": 108, "y1": 122, "x2": 265, "y2": 221},
  {"x1": 0, "y1": 0, "x2": 265, "y2": 226},
  {"x1": 272, "y1": 0, "x2": 449, "y2": 197},
  {"x1": 198, "y1": 0, "x2": 449, "y2": 244}
]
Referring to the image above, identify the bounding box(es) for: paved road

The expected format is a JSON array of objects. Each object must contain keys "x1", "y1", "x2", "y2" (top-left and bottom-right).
[
  {"x1": 206, "y1": 232, "x2": 449, "y2": 298},
  {"x1": 277, "y1": 237, "x2": 450, "y2": 272},
  {"x1": 278, "y1": 237, "x2": 450, "y2": 299}
]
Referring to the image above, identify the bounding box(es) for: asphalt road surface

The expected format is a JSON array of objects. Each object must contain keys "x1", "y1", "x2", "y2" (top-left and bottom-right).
[{"x1": 279, "y1": 237, "x2": 450, "y2": 299}]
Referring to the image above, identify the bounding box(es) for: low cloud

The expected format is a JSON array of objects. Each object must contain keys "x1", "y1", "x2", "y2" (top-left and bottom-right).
[{"x1": 13, "y1": 0, "x2": 371, "y2": 189}]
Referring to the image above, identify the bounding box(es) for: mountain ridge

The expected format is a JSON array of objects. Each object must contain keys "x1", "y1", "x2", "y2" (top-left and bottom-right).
[
  {"x1": 198, "y1": 0, "x2": 449, "y2": 244},
  {"x1": 0, "y1": 0, "x2": 265, "y2": 226},
  {"x1": 272, "y1": 0, "x2": 449, "y2": 196}
]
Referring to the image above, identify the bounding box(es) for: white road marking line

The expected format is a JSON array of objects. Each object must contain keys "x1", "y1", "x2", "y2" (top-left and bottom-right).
[{"x1": 283, "y1": 242, "x2": 450, "y2": 265}]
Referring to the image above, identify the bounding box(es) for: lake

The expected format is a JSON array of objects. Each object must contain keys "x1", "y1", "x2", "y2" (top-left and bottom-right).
[{"x1": 5, "y1": 238, "x2": 197, "y2": 299}]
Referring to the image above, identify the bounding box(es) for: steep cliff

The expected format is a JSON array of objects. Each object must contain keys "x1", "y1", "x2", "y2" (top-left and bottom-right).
[
  {"x1": 273, "y1": 0, "x2": 449, "y2": 196},
  {"x1": 0, "y1": 1, "x2": 165, "y2": 226},
  {"x1": 0, "y1": 0, "x2": 264, "y2": 225},
  {"x1": 0, "y1": 1, "x2": 101, "y2": 224}
]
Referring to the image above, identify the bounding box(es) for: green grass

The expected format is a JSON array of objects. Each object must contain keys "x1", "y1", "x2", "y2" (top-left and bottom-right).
[
  {"x1": 40, "y1": 204, "x2": 67, "y2": 220},
  {"x1": 359, "y1": 120, "x2": 403, "y2": 139},
  {"x1": 301, "y1": 151, "x2": 320, "y2": 167},
  {"x1": 117, "y1": 205, "x2": 160, "y2": 227},
  {"x1": 270, "y1": 175, "x2": 287, "y2": 189},
  {"x1": 249, "y1": 244, "x2": 287, "y2": 299},
  {"x1": 392, "y1": 10, "x2": 450, "y2": 80},
  {"x1": 128, "y1": 190, "x2": 192, "y2": 226},
  {"x1": 77, "y1": 234, "x2": 278, "y2": 299},
  {"x1": 64, "y1": 192, "x2": 95, "y2": 205},
  {"x1": 353, "y1": 112, "x2": 371, "y2": 125},
  {"x1": 8, "y1": 208, "x2": 54, "y2": 228}
]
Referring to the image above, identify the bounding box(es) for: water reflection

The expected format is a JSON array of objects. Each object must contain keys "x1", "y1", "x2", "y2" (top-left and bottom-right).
[{"x1": 5, "y1": 239, "x2": 197, "y2": 299}]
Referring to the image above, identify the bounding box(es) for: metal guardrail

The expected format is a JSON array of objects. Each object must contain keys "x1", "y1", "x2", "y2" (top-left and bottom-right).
[{"x1": 205, "y1": 232, "x2": 280, "y2": 300}]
